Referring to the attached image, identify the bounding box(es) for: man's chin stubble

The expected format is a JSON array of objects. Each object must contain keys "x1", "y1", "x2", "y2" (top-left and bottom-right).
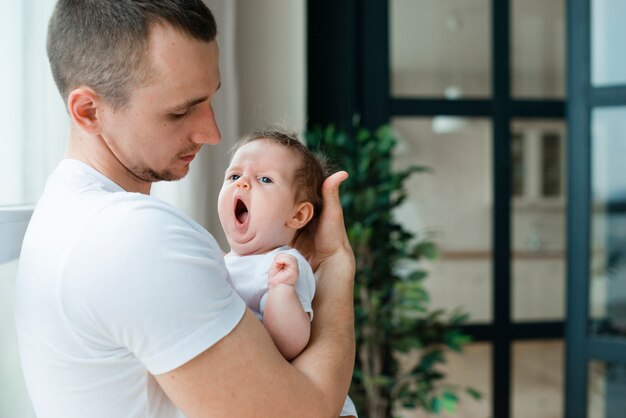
[{"x1": 134, "y1": 166, "x2": 188, "y2": 183}]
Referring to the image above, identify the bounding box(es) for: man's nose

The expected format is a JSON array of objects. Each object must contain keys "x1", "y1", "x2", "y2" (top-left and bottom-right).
[{"x1": 191, "y1": 103, "x2": 221, "y2": 145}]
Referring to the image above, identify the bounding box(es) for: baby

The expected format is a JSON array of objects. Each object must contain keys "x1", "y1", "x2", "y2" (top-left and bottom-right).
[{"x1": 217, "y1": 128, "x2": 357, "y2": 417}]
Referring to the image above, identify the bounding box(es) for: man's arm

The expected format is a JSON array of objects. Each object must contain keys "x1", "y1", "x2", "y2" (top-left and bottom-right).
[{"x1": 155, "y1": 172, "x2": 355, "y2": 417}]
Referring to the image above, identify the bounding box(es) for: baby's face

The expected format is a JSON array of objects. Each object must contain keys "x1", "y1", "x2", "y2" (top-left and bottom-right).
[{"x1": 218, "y1": 139, "x2": 303, "y2": 256}]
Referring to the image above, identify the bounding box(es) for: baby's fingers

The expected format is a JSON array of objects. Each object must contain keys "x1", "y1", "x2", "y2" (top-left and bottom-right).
[{"x1": 274, "y1": 253, "x2": 298, "y2": 269}]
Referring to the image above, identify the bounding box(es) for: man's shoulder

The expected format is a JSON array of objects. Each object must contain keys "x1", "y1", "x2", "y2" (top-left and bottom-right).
[
  {"x1": 95, "y1": 192, "x2": 197, "y2": 230},
  {"x1": 39, "y1": 161, "x2": 218, "y2": 262},
  {"x1": 84, "y1": 194, "x2": 219, "y2": 264},
  {"x1": 51, "y1": 160, "x2": 205, "y2": 234}
]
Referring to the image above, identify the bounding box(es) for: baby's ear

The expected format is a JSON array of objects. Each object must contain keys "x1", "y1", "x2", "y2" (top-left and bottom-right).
[{"x1": 287, "y1": 202, "x2": 314, "y2": 230}]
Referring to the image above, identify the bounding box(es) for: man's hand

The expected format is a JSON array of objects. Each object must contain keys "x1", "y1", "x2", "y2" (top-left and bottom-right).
[
  {"x1": 294, "y1": 171, "x2": 355, "y2": 273},
  {"x1": 291, "y1": 170, "x2": 356, "y2": 415}
]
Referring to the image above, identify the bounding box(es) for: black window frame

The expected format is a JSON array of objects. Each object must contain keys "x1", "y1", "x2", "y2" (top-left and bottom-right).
[
  {"x1": 566, "y1": 0, "x2": 626, "y2": 417},
  {"x1": 308, "y1": 1, "x2": 566, "y2": 417}
]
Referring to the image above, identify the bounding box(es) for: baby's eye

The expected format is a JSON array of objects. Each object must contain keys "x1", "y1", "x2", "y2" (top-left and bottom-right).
[
  {"x1": 228, "y1": 174, "x2": 241, "y2": 181},
  {"x1": 259, "y1": 177, "x2": 273, "y2": 184}
]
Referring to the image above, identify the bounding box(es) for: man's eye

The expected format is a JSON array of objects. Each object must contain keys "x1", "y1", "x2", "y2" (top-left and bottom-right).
[
  {"x1": 171, "y1": 110, "x2": 189, "y2": 119},
  {"x1": 259, "y1": 177, "x2": 272, "y2": 184},
  {"x1": 228, "y1": 174, "x2": 240, "y2": 181}
]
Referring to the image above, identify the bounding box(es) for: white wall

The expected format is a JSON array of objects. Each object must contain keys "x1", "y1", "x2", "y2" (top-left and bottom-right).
[{"x1": 235, "y1": 0, "x2": 307, "y2": 136}]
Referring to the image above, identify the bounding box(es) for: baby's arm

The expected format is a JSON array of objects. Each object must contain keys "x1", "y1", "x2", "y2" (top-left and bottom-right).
[{"x1": 263, "y1": 253, "x2": 312, "y2": 361}]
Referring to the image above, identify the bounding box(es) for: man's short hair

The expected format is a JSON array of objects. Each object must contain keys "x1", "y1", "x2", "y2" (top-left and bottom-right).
[
  {"x1": 234, "y1": 127, "x2": 328, "y2": 242},
  {"x1": 47, "y1": 0, "x2": 217, "y2": 108}
]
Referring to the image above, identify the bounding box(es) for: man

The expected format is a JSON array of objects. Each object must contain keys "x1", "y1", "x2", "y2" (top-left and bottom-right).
[{"x1": 15, "y1": 1, "x2": 355, "y2": 417}]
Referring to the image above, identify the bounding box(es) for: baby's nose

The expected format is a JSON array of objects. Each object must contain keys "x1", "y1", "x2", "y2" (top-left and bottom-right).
[{"x1": 236, "y1": 178, "x2": 250, "y2": 190}]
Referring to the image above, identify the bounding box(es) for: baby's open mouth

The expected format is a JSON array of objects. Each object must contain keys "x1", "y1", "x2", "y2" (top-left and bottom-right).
[{"x1": 235, "y1": 199, "x2": 249, "y2": 224}]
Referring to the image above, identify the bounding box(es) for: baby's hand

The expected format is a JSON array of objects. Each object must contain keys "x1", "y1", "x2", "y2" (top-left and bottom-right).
[{"x1": 268, "y1": 253, "x2": 299, "y2": 288}]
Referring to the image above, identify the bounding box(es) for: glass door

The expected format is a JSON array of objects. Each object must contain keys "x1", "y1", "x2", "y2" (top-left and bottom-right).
[
  {"x1": 308, "y1": 0, "x2": 567, "y2": 417},
  {"x1": 566, "y1": 0, "x2": 626, "y2": 417}
]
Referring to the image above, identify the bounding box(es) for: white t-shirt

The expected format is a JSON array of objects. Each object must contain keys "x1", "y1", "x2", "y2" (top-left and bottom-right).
[
  {"x1": 224, "y1": 246, "x2": 315, "y2": 320},
  {"x1": 14, "y1": 159, "x2": 246, "y2": 418},
  {"x1": 224, "y1": 247, "x2": 358, "y2": 417}
]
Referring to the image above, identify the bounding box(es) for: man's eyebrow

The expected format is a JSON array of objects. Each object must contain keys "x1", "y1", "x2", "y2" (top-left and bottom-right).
[
  {"x1": 167, "y1": 96, "x2": 207, "y2": 112},
  {"x1": 167, "y1": 83, "x2": 221, "y2": 111}
]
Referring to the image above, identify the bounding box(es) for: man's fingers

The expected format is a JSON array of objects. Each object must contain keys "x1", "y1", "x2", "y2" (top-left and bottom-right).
[
  {"x1": 321, "y1": 171, "x2": 348, "y2": 216},
  {"x1": 306, "y1": 170, "x2": 352, "y2": 271},
  {"x1": 322, "y1": 171, "x2": 348, "y2": 196}
]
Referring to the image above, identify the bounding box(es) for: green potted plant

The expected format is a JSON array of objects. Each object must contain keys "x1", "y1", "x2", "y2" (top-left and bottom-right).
[{"x1": 306, "y1": 124, "x2": 480, "y2": 418}]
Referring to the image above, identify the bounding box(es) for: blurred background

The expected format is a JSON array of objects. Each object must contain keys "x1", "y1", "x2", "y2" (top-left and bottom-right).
[{"x1": 2, "y1": 1, "x2": 625, "y2": 417}]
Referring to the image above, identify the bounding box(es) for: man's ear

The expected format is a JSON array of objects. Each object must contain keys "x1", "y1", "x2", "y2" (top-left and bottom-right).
[
  {"x1": 287, "y1": 202, "x2": 314, "y2": 230},
  {"x1": 67, "y1": 87, "x2": 102, "y2": 134}
]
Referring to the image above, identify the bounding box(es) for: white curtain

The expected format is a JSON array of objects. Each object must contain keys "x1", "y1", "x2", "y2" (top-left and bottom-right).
[
  {"x1": 0, "y1": 2, "x2": 60, "y2": 416},
  {"x1": 0, "y1": 1, "x2": 68, "y2": 207},
  {"x1": 152, "y1": 0, "x2": 239, "y2": 251}
]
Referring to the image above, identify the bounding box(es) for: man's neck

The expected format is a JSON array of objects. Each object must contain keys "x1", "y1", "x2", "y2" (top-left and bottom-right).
[{"x1": 66, "y1": 129, "x2": 152, "y2": 195}]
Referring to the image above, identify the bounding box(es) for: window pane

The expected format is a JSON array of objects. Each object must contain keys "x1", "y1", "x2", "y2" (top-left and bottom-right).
[
  {"x1": 511, "y1": 0, "x2": 566, "y2": 98},
  {"x1": 588, "y1": 361, "x2": 626, "y2": 417},
  {"x1": 542, "y1": 132, "x2": 562, "y2": 197},
  {"x1": 390, "y1": 0, "x2": 491, "y2": 98},
  {"x1": 397, "y1": 343, "x2": 492, "y2": 418},
  {"x1": 589, "y1": 107, "x2": 626, "y2": 339},
  {"x1": 592, "y1": 0, "x2": 626, "y2": 86},
  {"x1": 393, "y1": 117, "x2": 492, "y2": 323},
  {"x1": 0, "y1": 260, "x2": 35, "y2": 418},
  {"x1": 511, "y1": 133, "x2": 525, "y2": 198},
  {"x1": 512, "y1": 340, "x2": 564, "y2": 418},
  {"x1": 511, "y1": 120, "x2": 566, "y2": 322}
]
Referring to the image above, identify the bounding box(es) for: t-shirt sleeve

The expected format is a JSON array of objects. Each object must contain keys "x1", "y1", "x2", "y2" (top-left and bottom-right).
[
  {"x1": 291, "y1": 249, "x2": 316, "y2": 316},
  {"x1": 61, "y1": 199, "x2": 246, "y2": 375}
]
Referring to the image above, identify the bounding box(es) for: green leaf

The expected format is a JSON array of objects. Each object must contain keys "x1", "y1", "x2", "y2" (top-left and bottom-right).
[
  {"x1": 466, "y1": 387, "x2": 484, "y2": 400},
  {"x1": 442, "y1": 396, "x2": 457, "y2": 413},
  {"x1": 449, "y1": 310, "x2": 471, "y2": 325},
  {"x1": 445, "y1": 329, "x2": 472, "y2": 351},
  {"x1": 430, "y1": 396, "x2": 442, "y2": 414},
  {"x1": 443, "y1": 390, "x2": 459, "y2": 403},
  {"x1": 393, "y1": 336, "x2": 424, "y2": 352},
  {"x1": 407, "y1": 270, "x2": 428, "y2": 282},
  {"x1": 418, "y1": 350, "x2": 445, "y2": 370},
  {"x1": 402, "y1": 400, "x2": 417, "y2": 409},
  {"x1": 356, "y1": 127, "x2": 370, "y2": 143},
  {"x1": 413, "y1": 241, "x2": 439, "y2": 260}
]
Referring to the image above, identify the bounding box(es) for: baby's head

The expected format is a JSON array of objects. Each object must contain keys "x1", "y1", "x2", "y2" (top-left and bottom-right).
[
  {"x1": 239, "y1": 128, "x2": 326, "y2": 222},
  {"x1": 218, "y1": 127, "x2": 327, "y2": 255}
]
